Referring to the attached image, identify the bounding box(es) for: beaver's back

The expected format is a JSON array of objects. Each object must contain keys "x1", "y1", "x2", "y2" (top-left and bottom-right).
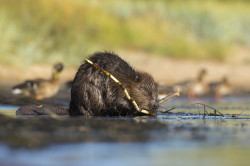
[{"x1": 69, "y1": 52, "x2": 158, "y2": 116}]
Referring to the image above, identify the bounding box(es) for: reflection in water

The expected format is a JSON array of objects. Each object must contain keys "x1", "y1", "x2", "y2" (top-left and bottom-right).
[
  {"x1": 0, "y1": 96, "x2": 250, "y2": 166},
  {"x1": 0, "y1": 105, "x2": 19, "y2": 117},
  {"x1": 0, "y1": 142, "x2": 250, "y2": 166},
  {"x1": 0, "y1": 118, "x2": 249, "y2": 166}
]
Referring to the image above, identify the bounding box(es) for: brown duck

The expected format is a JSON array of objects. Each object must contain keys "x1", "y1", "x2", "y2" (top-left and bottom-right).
[
  {"x1": 209, "y1": 76, "x2": 232, "y2": 100},
  {"x1": 12, "y1": 63, "x2": 64, "y2": 100},
  {"x1": 187, "y1": 68, "x2": 209, "y2": 98},
  {"x1": 171, "y1": 68, "x2": 208, "y2": 98}
]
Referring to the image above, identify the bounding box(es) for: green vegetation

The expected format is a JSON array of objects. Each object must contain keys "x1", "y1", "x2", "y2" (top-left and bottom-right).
[{"x1": 0, "y1": 0, "x2": 250, "y2": 66}]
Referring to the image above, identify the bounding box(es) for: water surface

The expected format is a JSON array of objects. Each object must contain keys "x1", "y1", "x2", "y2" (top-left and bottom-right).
[{"x1": 0, "y1": 96, "x2": 250, "y2": 166}]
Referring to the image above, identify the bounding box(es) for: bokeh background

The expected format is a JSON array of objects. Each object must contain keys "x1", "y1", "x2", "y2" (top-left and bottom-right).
[
  {"x1": 1, "y1": 2, "x2": 250, "y2": 166},
  {"x1": 0, "y1": 0, "x2": 250, "y2": 88}
]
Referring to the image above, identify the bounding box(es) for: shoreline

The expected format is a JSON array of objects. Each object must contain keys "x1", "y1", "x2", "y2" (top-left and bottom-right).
[{"x1": 1, "y1": 50, "x2": 250, "y2": 91}]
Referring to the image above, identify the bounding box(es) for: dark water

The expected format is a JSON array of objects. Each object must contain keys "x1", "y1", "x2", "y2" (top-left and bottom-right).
[{"x1": 0, "y1": 96, "x2": 250, "y2": 166}]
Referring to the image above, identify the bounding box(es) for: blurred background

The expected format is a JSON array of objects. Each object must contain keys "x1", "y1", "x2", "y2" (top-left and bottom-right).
[
  {"x1": 0, "y1": 0, "x2": 250, "y2": 94},
  {"x1": 1, "y1": 2, "x2": 250, "y2": 166}
]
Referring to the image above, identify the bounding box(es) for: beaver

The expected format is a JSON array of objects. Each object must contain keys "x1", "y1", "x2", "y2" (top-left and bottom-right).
[
  {"x1": 16, "y1": 52, "x2": 160, "y2": 116},
  {"x1": 69, "y1": 52, "x2": 159, "y2": 116}
]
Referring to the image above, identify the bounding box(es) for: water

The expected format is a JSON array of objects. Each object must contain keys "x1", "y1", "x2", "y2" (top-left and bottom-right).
[
  {"x1": 1, "y1": 142, "x2": 249, "y2": 166},
  {"x1": 0, "y1": 96, "x2": 250, "y2": 166},
  {"x1": 0, "y1": 117, "x2": 250, "y2": 166},
  {"x1": 0, "y1": 105, "x2": 19, "y2": 117}
]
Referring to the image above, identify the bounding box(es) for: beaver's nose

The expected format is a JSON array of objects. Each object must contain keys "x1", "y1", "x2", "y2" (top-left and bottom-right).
[{"x1": 152, "y1": 101, "x2": 159, "y2": 109}]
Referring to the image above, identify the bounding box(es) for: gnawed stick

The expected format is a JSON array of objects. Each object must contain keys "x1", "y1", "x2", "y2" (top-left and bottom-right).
[
  {"x1": 45, "y1": 110, "x2": 64, "y2": 120},
  {"x1": 192, "y1": 103, "x2": 224, "y2": 117},
  {"x1": 159, "y1": 91, "x2": 180, "y2": 104},
  {"x1": 37, "y1": 105, "x2": 64, "y2": 120},
  {"x1": 157, "y1": 107, "x2": 175, "y2": 113}
]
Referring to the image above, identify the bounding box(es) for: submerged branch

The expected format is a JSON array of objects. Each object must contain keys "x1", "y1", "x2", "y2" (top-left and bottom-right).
[
  {"x1": 232, "y1": 111, "x2": 245, "y2": 118},
  {"x1": 192, "y1": 103, "x2": 224, "y2": 118},
  {"x1": 157, "y1": 106, "x2": 175, "y2": 113}
]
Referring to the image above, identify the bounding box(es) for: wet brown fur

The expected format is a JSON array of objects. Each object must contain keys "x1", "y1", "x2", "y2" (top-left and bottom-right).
[{"x1": 69, "y1": 52, "x2": 159, "y2": 116}]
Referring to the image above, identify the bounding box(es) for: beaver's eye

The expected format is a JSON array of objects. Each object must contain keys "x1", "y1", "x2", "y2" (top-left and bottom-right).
[{"x1": 135, "y1": 75, "x2": 141, "y2": 82}]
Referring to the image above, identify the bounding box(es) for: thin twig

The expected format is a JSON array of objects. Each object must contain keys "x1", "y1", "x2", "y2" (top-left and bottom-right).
[
  {"x1": 157, "y1": 107, "x2": 175, "y2": 113},
  {"x1": 159, "y1": 91, "x2": 180, "y2": 104},
  {"x1": 162, "y1": 107, "x2": 175, "y2": 113},
  {"x1": 45, "y1": 109, "x2": 63, "y2": 120},
  {"x1": 192, "y1": 103, "x2": 224, "y2": 117},
  {"x1": 32, "y1": 105, "x2": 63, "y2": 120},
  {"x1": 232, "y1": 111, "x2": 245, "y2": 118}
]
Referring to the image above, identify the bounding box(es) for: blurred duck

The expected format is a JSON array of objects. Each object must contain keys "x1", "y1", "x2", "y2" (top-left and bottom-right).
[
  {"x1": 12, "y1": 63, "x2": 64, "y2": 100},
  {"x1": 187, "y1": 68, "x2": 209, "y2": 98},
  {"x1": 171, "y1": 68, "x2": 208, "y2": 98},
  {"x1": 209, "y1": 76, "x2": 231, "y2": 100}
]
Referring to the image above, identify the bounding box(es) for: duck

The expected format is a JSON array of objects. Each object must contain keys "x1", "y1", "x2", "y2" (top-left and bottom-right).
[
  {"x1": 171, "y1": 68, "x2": 208, "y2": 98},
  {"x1": 12, "y1": 63, "x2": 64, "y2": 100},
  {"x1": 186, "y1": 68, "x2": 209, "y2": 98},
  {"x1": 209, "y1": 76, "x2": 232, "y2": 100}
]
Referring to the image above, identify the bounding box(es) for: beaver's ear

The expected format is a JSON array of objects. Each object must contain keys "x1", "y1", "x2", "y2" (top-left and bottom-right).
[{"x1": 135, "y1": 75, "x2": 141, "y2": 82}]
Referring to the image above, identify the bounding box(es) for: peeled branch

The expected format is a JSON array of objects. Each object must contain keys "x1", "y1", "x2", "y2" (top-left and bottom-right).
[{"x1": 159, "y1": 90, "x2": 180, "y2": 104}]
